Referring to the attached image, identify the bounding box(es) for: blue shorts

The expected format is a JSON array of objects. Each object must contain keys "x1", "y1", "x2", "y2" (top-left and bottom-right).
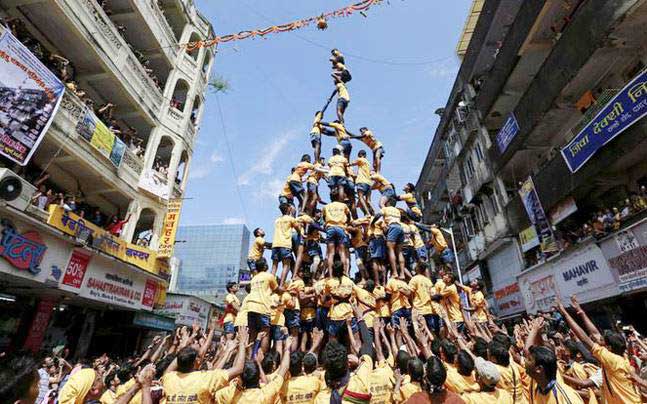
[
  {"x1": 355, "y1": 246, "x2": 368, "y2": 263},
  {"x1": 407, "y1": 208, "x2": 421, "y2": 222},
  {"x1": 374, "y1": 146, "x2": 385, "y2": 159},
  {"x1": 248, "y1": 312, "x2": 270, "y2": 332},
  {"x1": 306, "y1": 240, "x2": 322, "y2": 257},
  {"x1": 382, "y1": 187, "x2": 396, "y2": 201},
  {"x1": 343, "y1": 179, "x2": 355, "y2": 196},
  {"x1": 327, "y1": 317, "x2": 358, "y2": 337},
  {"x1": 356, "y1": 182, "x2": 371, "y2": 194},
  {"x1": 424, "y1": 314, "x2": 441, "y2": 335},
  {"x1": 337, "y1": 98, "x2": 349, "y2": 110},
  {"x1": 326, "y1": 226, "x2": 346, "y2": 245},
  {"x1": 291, "y1": 232, "x2": 301, "y2": 252},
  {"x1": 340, "y1": 139, "x2": 352, "y2": 156},
  {"x1": 369, "y1": 237, "x2": 386, "y2": 260},
  {"x1": 315, "y1": 307, "x2": 329, "y2": 330},
  {"x1": 310, "y1": 131, "x2": 321, "y2": 146},
  {"x1": 417, "y1": 247, "x2": 428, "y2": 262},
  {"x1": 284, "y1": 309, "x2": 301, "y2": 330},
  {"x1": 247, "y1": 258, "x2": 257, "y2": 272},
  {"x1": 386, "y1": 224, "x2": 404, "y2": 244},
  {"x1": 272, "y1": 247, "x2": 292, "y2": 261},
  {"x1": 278, "y1": 195, "x2": 293, "y2": 206},
  {"x1": 440, "y1": 248, "x2": 454, "y2": 265},
  {"x1": 288, "y1": 181, "x2": 304, "y2": 196},
  {"x1": 343, "y1": 232, "x2": 351, "y2": 248},
  {"x1": 223, "y1": 321, "x2": 235, "y2": 335},
  {"x1": 403, "y1": 247, "x2": 416, "y2": 268},
  {"x1": 329, "y1": 176, "x2": 346, "y2": 188},
  {"x1": 301, "y1": 319, "x2": 314, "y2": 332},
  {"x1": 391, "y1": 308, "x2": 411, "y2": 328},
  {"x1": 307, "y1": 182, "x2": 318, "y2": 193},
  {"x1": 271, "y1": 324, "x2": 287, "y2": 341}
]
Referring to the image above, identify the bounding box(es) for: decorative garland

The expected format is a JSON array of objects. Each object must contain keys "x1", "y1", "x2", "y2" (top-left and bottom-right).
[{"x1": 185, "y1": 0, "x2": 386, "y2": 50}]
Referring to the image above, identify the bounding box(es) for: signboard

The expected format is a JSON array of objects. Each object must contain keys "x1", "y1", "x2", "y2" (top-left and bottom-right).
[
  {"x1": 493, "y1": 283, "x2": 524, "y2": 317},
  {"x1": 23, "y1": 297, "x2": 57, "y2": 353},
  {"x1": 76, "y1": 109, "x2": 126, "y2": 167},
  {"x1": 463, "y1": 265, "x2": 482, "y2": 284},
  {"x1": 599, "y1": 220, "x2": 647, "y2": 293},
  {"x1": 77, "y1": 262, "x2": 157, "y2": 310},
  {"x1": 124, "y1": 244, "x2": 157, "y2": 274},
  {"x1": 549, "y1": 197, "x2": 578, "y2": 225},
  {"x1": 519, "y1": 242, "x2": 619, "y2": 313},
  {"x1": 518, "y1": 177, "x2": 558, "y2": 255},
  {"x1": 133, "y1": 312, "x2": 176, "y2": 332},
  {"x1": 139, "y1": 169, "x2": 170, "y2": 200},
  {"x1": 0, "y1": 31, "x2": 65, "y2": 165},
  {"x1": 0, "y1": 223, "x2": 47, "y2": 275},
  {"x1": 495, "y1": 113, "x2": 520, "y2": 154},
  {"x1": 61, "y1": 248, "x2": 91, "y2": 290},
  {"x1": 157, "y1": 199, "x2": 183, "y2": 258},
  {"x1": 562, "y1": 68, "x2": 647, "y2": 172},
  {"x1": 519, "y1": 226, "x2": 540, "y2": 252},
  {"x1": 156, "y1": 294, "x2": 211, "y2": 330}
]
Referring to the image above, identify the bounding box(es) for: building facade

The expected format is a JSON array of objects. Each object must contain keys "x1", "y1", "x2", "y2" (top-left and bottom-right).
[
  {"x1": 418, "y1": 0, "x2": 647, "y2": 327},
  {"x1": 173, "y1": 224, "x2": 250, "y2": 302},
  {"x1": 0, "y1": 0, "x2": 214, "y2": 356}
]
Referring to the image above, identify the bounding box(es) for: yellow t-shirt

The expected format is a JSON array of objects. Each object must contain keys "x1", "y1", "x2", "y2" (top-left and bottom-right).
[
  {"x1": 287, "y1": 279, "x2": 305, "y2": 311},
  {"x1": 270, "y1": 293, "x2": 287, "y2": 326},
  {"x1": 99, "y1": 389, "x2": 117, "y2": 404},
  {"x1": 58, "y1": 368, "x2": 97, "y2": 404},
  {"x1": 354, "y1": 285, "x2": 377, "y2": 327},
  {"x1": 307, "y1": 162, "x2": 325, "y2": 185},
  {"x1": 386, "y1": 277, "x2": 411, "y2": 312},
  {"x1": 411, "y1": 227, "x2": 425, "y2": 249},
  {"x1": 394, "y1": 380, "x2": 422, "y2": 403},
  {"x1": 315, "y1": 278, "x2": 332, "y2": 308},
  {"x1": 161, "y1": 369, "x2": 229, "y2": 404},
  {"x1": 592, "y1": 343, "x2": 641, "y2": 404},
  {"x1": 468, "y1": 289, "x2": 488, "y2": 322},
  {"x1": 272, "y1": 215, "x2": 298, "y2": 249},
  {"x1": 246, "y1": 271, "x2": 279, "y2": 316},
  {"x1": 115, "y1": 378, "x2": 142, "y2": 404},
  {"x1": 368, "y1": 216, "x2": 385, "y2": 238},
  {"x1": 381, "y1": 206, "x2": 401, "y2": 226},
  {"x1": 441, "y1": 284, "x2": 464, "y2": 323},
  {"x1": 224, "y1": 293, "x2": 240, "y2": 324},
  {"x1": 235, "y1": 297, "x2": 249, "y2": 327},
  {"x1": 336, "y1": 82, "x2": 350, "y2": 101},
  {"x1": 355, "y1": 157, "x2": 373, "y2": 185},
  {"x1": 528, "y1": 380, "x2": 584, "y2": 404},
  {"x1": 430, "y1": 228, "x2": 448, "y2": 253},
  {"x1": 495, "y1": 363, "x2": 526, "y2": 403},
  {"x1": 292, "y1": 162, "x2": 315, "y2": 181},
  {"x1": 347, "y1": 355, "x2": 374, "y2": 400},
  {"x1": 373, "y1": 286, "x2": 391, "y2": 318},
  {"x1": 280, "y1": 177, "x2": 293, "y2": 197},
  {"x1": 444, "y1": 363, "x2": 479, "y2": 394},
  {"x1": 401, "y1": 223, "x2": 413, "y2": 247},
  {"x1": 216, "y1": 375, "x2": 285, "y2": 404},
  {"x1": 328, "y1": 154, "x2": 348, "y2": 177},
  {"x1": 408, "y1": 274, "x2": 433, "y2": 315},
  {"x1": 248, "y1": 236, "x2": 265, "y2": 260},
  {"x1": 281, "y1": 374, "x2": 322, "y2": 404},
  {"x1": 462, "y1": 389, "x2": 514, "y2": 404},
  {"x1": 329, "y1": 121, "x2": 350, "y2": 141},
  {"x1": 324, "y1": 201, "x2": 350, "y2": 227},
  {"x1": 371, "y1": 173, "x2": 391, "y2": 191},
  {"x1": 325, "y1": 276, "x2": 356, "y2": 321},
  {"x1": 369, "y1": 361, "x2": 394, "y2": 404},
  {"x1": 360, "y1": 130, "x2": 382, "y2": 151},
  {"x1": 431, "y1": 279, "x2": 445, "y2": 315}
]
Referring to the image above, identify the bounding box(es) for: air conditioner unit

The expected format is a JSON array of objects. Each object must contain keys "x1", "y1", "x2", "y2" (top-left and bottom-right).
[{"x1": 0, "y1": 168, "x2": 37, "y2": 212}]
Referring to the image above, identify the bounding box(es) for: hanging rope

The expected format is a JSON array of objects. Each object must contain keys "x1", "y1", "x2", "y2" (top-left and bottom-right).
[{"x1": 185, "y1": 0, "x2": 387, "y2": 50}]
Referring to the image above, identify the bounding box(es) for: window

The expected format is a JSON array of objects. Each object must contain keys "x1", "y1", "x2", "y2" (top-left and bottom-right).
[
  {"x1": 464, "y1": 156, "x2": 475, "y2": 179},
  {"x1": 475, "y1": 141, "x2": 484, "y2": 161}
]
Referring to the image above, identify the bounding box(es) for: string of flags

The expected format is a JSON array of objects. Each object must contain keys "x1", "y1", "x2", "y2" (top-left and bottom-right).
[{"x1": 185, "y1": 0, "x2": 387, "y2": 50}]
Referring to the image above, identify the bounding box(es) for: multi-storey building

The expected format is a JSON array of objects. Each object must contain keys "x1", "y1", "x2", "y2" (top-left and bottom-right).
[
  {"x1": 172, "y1": 224, "x2": 251, "y2": 304},
  {"x1": 418, "y1": 0, "x2": 647, "y2": 327},
  {"x1": 0, "y1": 0, "x2": 214, "y2": 356}
]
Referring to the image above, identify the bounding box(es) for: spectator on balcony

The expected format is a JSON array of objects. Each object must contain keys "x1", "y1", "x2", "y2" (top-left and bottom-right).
[
  {"x1": 603, "y1": 208, "x2": 614, "y2": 232},
  {"x1": 59, "y1": 195, "x2": 77, "y2": 213},
  {"x1": 592, "y1": 215, "x2": 605, "y2": 238},
  {"x1": 48, "y1": 54, "x2": 73, "y2": 83},
  {"x1": 90, "y1": 209, "x2": 105, "y2": 228},
  {"x1": 97, "y1": 103, "x2": 115, "y2": 122},
  {"x1": 106, "y1": 214, "x2": 131, "y2": 237},
  {"x1": 612, "y1": 207, "x2": 621, "y2": 231},
  {"x1": 31, "y1": 186, "x2": 51, "y2": 211}
]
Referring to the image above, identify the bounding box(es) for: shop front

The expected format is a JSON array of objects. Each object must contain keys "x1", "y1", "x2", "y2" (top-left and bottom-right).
[{"x1": 486, "y1": 239, "x2": 526, "y2": 318}]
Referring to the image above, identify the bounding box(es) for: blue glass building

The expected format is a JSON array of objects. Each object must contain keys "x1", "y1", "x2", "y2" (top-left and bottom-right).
[{"x1": 173, "y1": 224, "x2": 250, "y2": 300}]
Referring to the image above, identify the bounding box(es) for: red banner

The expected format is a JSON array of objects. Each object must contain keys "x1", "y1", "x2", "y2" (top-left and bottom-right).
[
  {"x1": 62, "y1": 249, "x2": 91, "y2": 290},
  {"x1": 142, "y1": 279, "x2": 157, "y2": 308},
  {"x1": 23, "y1": 297, "x2": 56, "y2": 353}
]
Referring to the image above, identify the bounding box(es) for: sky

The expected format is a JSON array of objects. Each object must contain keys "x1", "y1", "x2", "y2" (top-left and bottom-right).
[{"x1": 180, "y1": 0, "x2": 471, "y2": 239}]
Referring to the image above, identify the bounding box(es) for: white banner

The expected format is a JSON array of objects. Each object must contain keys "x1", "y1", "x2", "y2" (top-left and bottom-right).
[
  {"x1": 0, "y1": 31, "x2": 65, "y2": 165},
  {"x1": 138, "y1": 169, "x2": 170, "y2": 200},
  {"x1": 155, "y1": 294, "x2": 211, "y2": 330}
]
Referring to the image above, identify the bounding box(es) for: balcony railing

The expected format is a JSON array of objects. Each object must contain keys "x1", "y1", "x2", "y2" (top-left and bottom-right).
[{"x1": 133, "y1": 0, "x2": 179, "y2": 61}]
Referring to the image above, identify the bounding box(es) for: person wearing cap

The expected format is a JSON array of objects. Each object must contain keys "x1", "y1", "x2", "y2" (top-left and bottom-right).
[
  {"x1": 57, "y1": 368, "x2": 104, "y2": 404},
  {"x1": 461, "y1": 357, "x2": 513, "y2": 403}
]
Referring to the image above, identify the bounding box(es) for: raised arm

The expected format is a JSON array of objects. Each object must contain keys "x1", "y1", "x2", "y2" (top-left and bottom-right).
[
  {"x1": 225, "y1": 326, "x2": 249, "y2": 379},
  {"x1": 570, "y1": 295, "x2": 602, "y2": 345},
  {"x1": 555, "y1": 300, "x2": 595, "y2": 350},
  {"x1": 524, "y1": 317, "x2": 546, "y2": 356}
]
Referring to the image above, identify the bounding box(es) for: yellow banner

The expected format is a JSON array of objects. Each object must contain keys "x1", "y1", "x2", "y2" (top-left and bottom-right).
[
  {"x1": 47, "y1": 206, "x2": 160, "y2": 275},
  {"x1": 90, "y1": 119, "x2": 115, "y2": 158},
  {"x1": 157, "y1": 198, "x2": 183, "y2": 258}
]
